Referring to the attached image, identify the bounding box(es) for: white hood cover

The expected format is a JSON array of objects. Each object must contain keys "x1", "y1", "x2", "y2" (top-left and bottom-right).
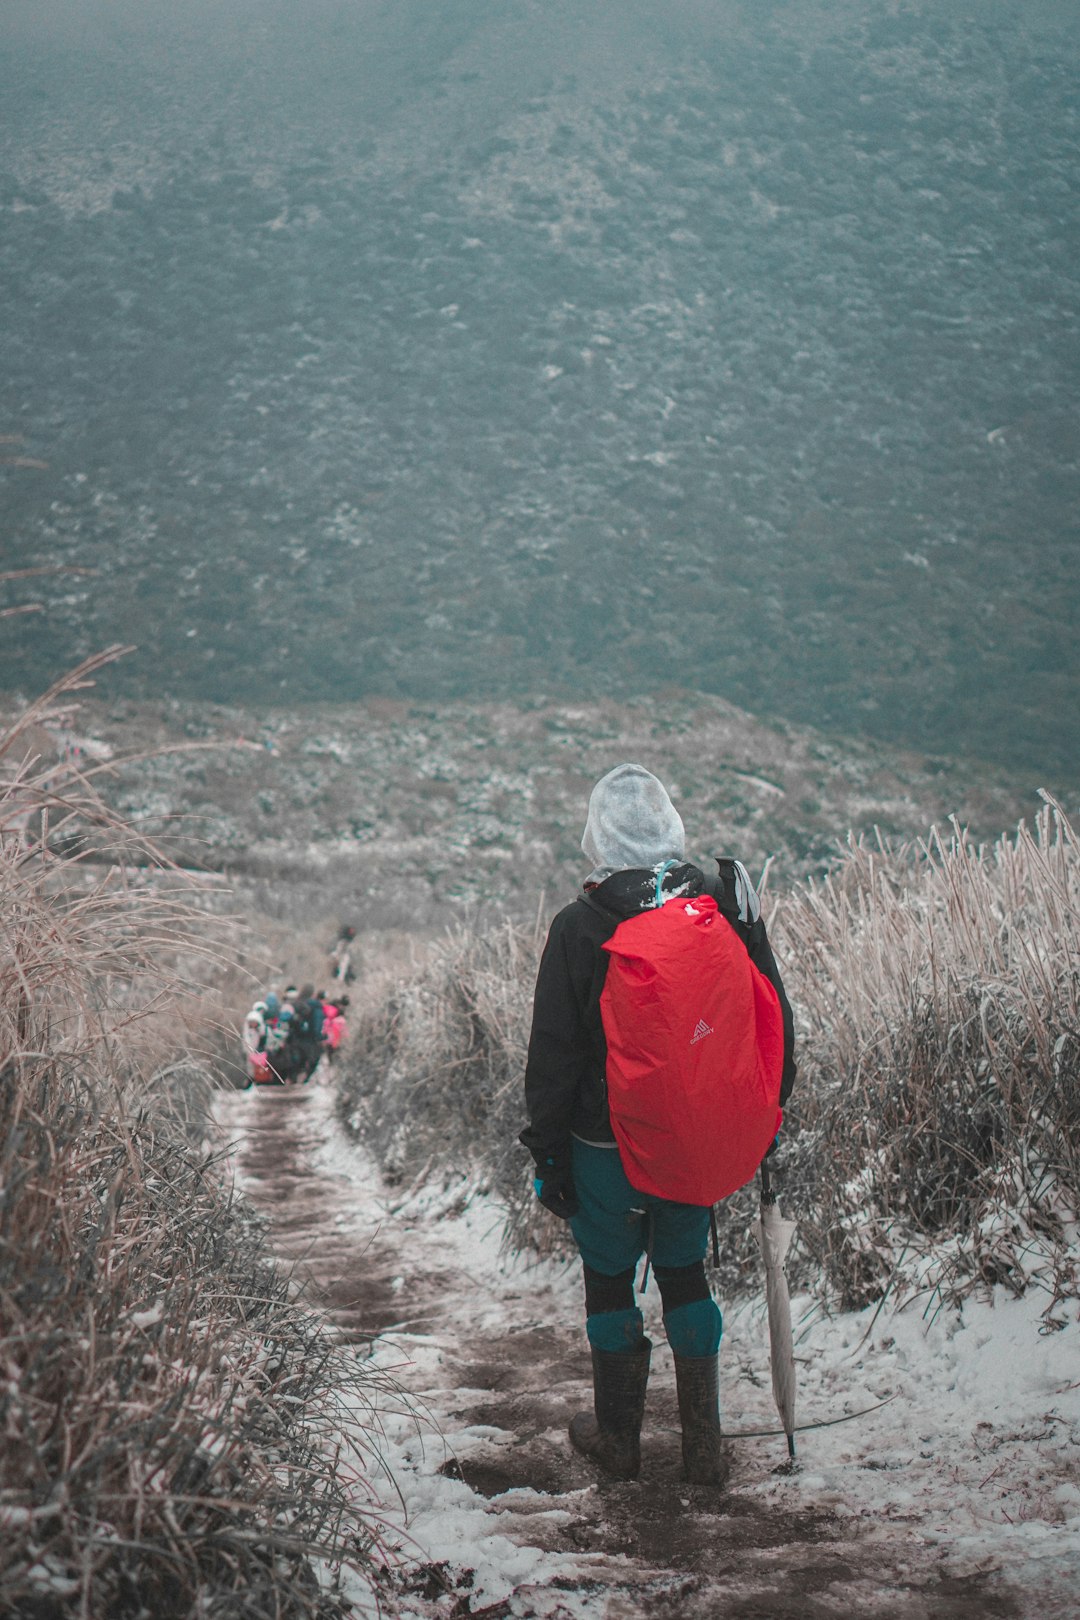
[{"x1": 581, "y1": 762, "x2": 686, "y2": 878}]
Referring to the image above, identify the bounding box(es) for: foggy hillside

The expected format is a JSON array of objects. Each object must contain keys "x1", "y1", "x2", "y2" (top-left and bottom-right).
[{"x1": 2, "y1": 0, "x2": 1077, "y2": 781}]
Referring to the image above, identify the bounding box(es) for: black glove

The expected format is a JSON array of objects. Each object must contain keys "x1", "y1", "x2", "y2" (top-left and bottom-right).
[{"x1": 533, "y1": 1154, "x2": 578, "y2": 1220}]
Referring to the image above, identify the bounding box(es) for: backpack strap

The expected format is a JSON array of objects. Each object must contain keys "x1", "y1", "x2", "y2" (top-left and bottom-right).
[{"x1": 713, "y1": 857, "x2": 761, "y2": 929}]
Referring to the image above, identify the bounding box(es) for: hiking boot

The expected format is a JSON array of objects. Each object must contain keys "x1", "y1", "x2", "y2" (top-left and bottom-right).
[
  {"x1": 673, "y1": 1352, "x2": 730, "y2": 1486},
  {"x1": 569, "y1": 1338, "x2": 651, "y2": 1480}
]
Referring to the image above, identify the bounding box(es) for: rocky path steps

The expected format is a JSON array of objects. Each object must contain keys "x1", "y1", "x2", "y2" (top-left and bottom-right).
[{"x1": 214, "y1": 1084, "x2": 1027, "y2": 1620}]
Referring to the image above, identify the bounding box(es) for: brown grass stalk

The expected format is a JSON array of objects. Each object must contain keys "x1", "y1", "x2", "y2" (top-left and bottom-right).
[{"x1": 1, "y1": 662, "x2": 397, "y2": 1619}]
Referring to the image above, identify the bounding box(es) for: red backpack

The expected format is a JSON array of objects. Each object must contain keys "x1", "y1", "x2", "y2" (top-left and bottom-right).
[{"x1": 600, "y1": 892, "x2": 784, "y2": 1205}]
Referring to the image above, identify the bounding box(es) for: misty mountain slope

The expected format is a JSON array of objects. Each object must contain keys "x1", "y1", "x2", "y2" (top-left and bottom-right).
[
  {"x1": 10, "y1": 688, "x2": 1045, "y2": 930},
  {"x1": 1, "y1": 0, "x2": 1077, "y2": 778}
]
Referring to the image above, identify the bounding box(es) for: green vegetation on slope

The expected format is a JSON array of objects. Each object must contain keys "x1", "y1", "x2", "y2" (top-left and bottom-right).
[{"x1": 2, "y1": 1, "x2": 1078, "y2": 776}]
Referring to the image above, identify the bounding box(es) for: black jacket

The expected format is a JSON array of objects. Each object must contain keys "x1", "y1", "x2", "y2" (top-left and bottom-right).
[{"x1": 520, "y1": 860, "x2": 796, "y2": 1170}]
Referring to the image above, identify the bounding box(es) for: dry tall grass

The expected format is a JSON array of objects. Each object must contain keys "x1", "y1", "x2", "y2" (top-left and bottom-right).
[
  {"x1": 335, "y1": 917, "x2": 560, "y2": 1254},
  {"x1": 338, "y1": 799, "x2": 1080, "y2": 1315},
  {"x1": 774, "y1": 795, "x2": 1080, "y2": 1316},
  {"x1": 1, "y1": 656, "x2": 390, "y2": 1619}
]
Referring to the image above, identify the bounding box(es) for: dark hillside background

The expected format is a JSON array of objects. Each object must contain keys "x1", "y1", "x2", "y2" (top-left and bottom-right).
[{"x1": 2, "y1": 0, "x2": 1077, "y2": 780}]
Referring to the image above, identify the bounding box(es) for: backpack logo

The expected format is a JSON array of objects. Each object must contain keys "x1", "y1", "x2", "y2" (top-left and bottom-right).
[{"x1": 690, "y1": 1018, "x2": 714, "y2": 1045}]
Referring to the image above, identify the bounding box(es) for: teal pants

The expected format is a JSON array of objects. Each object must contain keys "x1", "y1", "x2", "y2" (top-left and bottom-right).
[{"x1": 570, "y1": 1138, "x2": 723, "y2": 1359}]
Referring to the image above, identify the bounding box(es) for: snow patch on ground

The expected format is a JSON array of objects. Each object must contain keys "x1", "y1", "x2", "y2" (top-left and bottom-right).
[
  {"x1": 223, "y1": 1086, "x2": 1080, "y2": 1615},
  {"x1": 734, "y1": 1288, "x2": 1080, "y2": 1595},
  {"x1": 308, "y1": 1103, "x2": 638, "y2": 1613}
]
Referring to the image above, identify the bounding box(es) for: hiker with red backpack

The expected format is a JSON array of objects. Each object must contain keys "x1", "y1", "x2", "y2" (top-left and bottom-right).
[
  {"x1": 520, "y1": 763, "x2": 796, "y2": 1487},
  {"x1": 320, "y1": 992, "x2": 349, "y2": 1063},
  {"x1": 241, "y1": 1000, "x2": 272, "y2": 1087}
]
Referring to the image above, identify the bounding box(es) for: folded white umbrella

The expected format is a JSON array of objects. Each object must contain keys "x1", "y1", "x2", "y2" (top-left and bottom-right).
[{"x1": 757, "y1": 1159, "x2": 798, "y2": 1460}]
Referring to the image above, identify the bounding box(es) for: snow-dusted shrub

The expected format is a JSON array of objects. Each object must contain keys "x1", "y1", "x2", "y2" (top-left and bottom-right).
[
  {"x1": 775, "y1": 796, "x2": 1080, "y2": 1315},
  {"x1": 334, "y1": 916, "x2": 565, "y2": 1255},
  {"x1": 0, "y1": 655, "x2": 388, "y2": 1619}
]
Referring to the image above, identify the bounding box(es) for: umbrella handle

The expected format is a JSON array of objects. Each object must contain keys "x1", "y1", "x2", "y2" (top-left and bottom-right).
[{"x1": 760, "y1": 1154, "x2": 776, "y2": 1207}]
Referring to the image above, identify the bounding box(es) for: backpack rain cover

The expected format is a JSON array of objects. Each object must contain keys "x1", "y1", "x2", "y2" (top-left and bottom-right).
[{"x1": 600, "y1": 894, "x2": 784, "y2": 1205}]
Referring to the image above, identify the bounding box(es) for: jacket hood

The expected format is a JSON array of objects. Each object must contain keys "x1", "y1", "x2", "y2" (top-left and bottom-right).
[
  {"x1": 586, "y1": 861, "x2": 705, "y2": 919},
  {"x1": 581, "y1": 763, "x2": 686, "y2": 880}
]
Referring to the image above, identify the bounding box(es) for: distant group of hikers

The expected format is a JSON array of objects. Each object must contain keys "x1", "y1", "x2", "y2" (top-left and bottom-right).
[{"x1": 241, "y1": 984, "x2": 349, "y2": 1086}]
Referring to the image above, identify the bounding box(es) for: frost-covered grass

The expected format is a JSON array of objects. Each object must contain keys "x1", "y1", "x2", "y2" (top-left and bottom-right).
[
  {"x1": 335, "y1": 915, "x2": 558, "y2": 1258},
  {"x1": 6, "y1": 684, "x2": 1039, "y2": 920},
  {"x1": 775, "y1": 795, "x2": 1080, "y2": 1316},
  {"x1": 337, "y1": 797, "x2": 1080, "y2": 1313},
  {"x1": 0, "y1": 655, "x2": 391, "y2": 1619}
]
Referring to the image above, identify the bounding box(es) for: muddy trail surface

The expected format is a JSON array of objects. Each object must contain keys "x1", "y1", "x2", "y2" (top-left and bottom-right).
[{"x1": 217, "y1": 1086, "x2": 1028, "y2": 1620}]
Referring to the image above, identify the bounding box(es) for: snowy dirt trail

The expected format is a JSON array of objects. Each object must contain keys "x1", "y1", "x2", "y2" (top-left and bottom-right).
[{"x1": 216, "y1": 1085, "x2": 1080, "y2": 1620}]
